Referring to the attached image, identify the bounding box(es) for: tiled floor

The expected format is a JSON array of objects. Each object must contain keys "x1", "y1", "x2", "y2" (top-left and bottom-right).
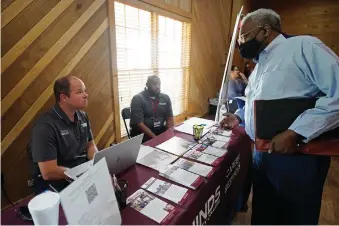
[{"x1": 232, "y1": 157, "x2": 339, "y2": 224}]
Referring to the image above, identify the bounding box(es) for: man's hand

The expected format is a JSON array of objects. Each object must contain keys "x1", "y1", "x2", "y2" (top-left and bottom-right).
[
  {"x1": 269, "y1": 129, "x2": 301, "y2": 154},
  {"x1": 219, "y1": 113, "x2": 240, "y2": 129}
]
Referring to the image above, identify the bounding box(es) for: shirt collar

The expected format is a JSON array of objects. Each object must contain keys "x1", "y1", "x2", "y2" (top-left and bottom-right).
[
  {"x1": 53, "y1": 104, "x2": 80, "y2": 124},
  {"x1": 259, "y1": 34, "x2": 286, "y2": 59}
]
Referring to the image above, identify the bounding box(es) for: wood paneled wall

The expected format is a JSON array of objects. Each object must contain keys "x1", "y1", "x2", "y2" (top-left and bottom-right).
[{"x1": 1, "y1": 0, "x2": 116, "y2": 207}]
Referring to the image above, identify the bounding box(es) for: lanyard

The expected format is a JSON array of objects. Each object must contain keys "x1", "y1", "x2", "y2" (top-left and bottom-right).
[{"x1": 150, "y1": 98, "x2": 159, "y2": 117}]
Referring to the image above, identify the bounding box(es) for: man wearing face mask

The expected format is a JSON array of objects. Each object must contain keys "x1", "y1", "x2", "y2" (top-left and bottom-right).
[
  {"x1": 130, "y1": 75, "x2": 174, "y2": 143},
  {"x1": 220, "y1": 9, "x2": 339, "y2": 224}
]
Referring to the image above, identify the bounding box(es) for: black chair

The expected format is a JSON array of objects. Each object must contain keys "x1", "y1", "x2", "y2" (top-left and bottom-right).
[{"x1": 121, "y1": 107, "x2": 131, "y2": 139}]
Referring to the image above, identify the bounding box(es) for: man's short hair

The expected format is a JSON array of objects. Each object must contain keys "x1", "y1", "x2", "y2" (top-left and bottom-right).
[
  {"x1": 146, "y1": 75, "x2": 160, "y2": 87},
  {"x1": 53, "y1": 76, "x2": 77, "y2": 102},
  {"x1": 242, "y1": 8, "x2": 281, "y2": 31}
]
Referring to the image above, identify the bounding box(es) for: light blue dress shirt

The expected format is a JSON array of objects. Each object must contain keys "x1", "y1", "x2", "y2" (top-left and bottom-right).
[{"x1": 235, "y1": 34, "x2": 339, "y2": 156}]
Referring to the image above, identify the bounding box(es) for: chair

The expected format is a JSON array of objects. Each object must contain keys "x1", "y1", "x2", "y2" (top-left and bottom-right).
[{"x1": 121, "y1": 107, "x2": 131, "y2": 139}]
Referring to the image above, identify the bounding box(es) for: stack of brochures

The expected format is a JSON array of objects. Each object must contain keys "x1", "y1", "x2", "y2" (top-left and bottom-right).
[
  {"x1": 192, "y1": 143, "x2": 228, "y2": 157},
  {"x1": 127, "y1": 189, "x2": 178, "y2": 224},
  {"x1": 156, "y1": 136, "x2": 194, "y2": 156},
  {"x1": 183, "y1": 149, "x2": 223, "y2": 166},
  {"x1": 137, "y1": 145, "x2": 178, "y2": 171},
  {"x1": 159, "y1": 164, "x2": 204, "y2": 190},
  {"x1": 141, "y1": 177, "x2": 189, "y2": 205},
  {"x1": 173, "y1": 158, "x2": 215, "y2": 178}
]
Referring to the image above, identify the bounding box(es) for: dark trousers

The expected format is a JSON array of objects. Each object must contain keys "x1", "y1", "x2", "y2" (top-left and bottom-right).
[{"x1": 252, "y1": 152, "x2": 330, "y2": 225}]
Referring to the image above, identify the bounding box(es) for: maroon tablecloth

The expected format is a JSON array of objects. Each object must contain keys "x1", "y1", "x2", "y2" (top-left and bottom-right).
[{"x1": 1, "y1": 126, "x2": 252, "y2": 225}]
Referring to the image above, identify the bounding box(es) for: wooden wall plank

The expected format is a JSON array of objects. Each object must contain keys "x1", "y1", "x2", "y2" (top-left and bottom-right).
[
  {"x1": 1, "y1": 0, "x2": 60, "y2": 56},
  {"x1": 1, "y1": 19, "x2": 109, "y2": 155},
  {"x1": 1, "y1": 3, "x2": 108, "y2": 140},
  {"x1": 1, "y1": 0, "x2": 74, "y2": 74},
  {"x1": 1, "y1": 0, "x2": 35, "y2": 29},
  {"x1": 1, "y1": 0, "x2": 106, "y2": 116},
  {"x1": 1, "y1": 0, "x2": 16, "y2": 11},
  {"x1": 188, "y1": 0, "x2": 233, "y2": 116},
  {"x1": 95, "y1": 113, "x2": 114, "y2": 144},
  {"x1": 1, "y1": 0, "x2": 96, "y2": 100},
  {"x1": 107, "y1": 0, "x2": 122, "y2": 143},
  {"x1": 97, "y1": 121, "x2": 115, "y2": 148}
]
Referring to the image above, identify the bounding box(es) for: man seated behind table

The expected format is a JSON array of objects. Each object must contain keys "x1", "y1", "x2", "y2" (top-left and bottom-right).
[
  {"x1": 130, "y1": 75, "x2": 174, "y2": 143},
  {"x1": 28, "y1": 75, "x2": 98, "y2": 194}
]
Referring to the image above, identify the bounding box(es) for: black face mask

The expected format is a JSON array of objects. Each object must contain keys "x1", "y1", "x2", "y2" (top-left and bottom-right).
[
  {"x1": 238, "y1": 30, "x2": 267, "y2": 59},
  {"x1": 239, "y1": 37, "x2": 267, "y2": 59}
]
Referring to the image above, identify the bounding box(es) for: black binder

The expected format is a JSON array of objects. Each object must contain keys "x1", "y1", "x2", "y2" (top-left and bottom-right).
[{"x1": 254, "y1": 98, "x2": 339, "y2": 141}]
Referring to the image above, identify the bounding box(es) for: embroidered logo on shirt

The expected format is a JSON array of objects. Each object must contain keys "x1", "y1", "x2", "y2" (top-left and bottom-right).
[
  {"x1": 60, "y1": 130, "x2": 69, "y2": 136},
  {"x1": 81, "y1": 123, "x2": 88, "y2": 127}
]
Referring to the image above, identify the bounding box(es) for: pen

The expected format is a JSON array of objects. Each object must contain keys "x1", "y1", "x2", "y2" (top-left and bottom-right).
[{"x1": 113, "y1": 174, "x2": 121, "y2": 191}]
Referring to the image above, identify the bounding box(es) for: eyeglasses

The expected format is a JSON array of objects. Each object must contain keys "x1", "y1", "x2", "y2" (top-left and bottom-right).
[{"x1": 238, "y1": 26, "x2": 264, "y2": 44}]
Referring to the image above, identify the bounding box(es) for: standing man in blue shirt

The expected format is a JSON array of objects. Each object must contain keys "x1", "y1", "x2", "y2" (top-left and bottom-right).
[{"x1": 220, "y1": 9, "x2": 339, "y2": 224}]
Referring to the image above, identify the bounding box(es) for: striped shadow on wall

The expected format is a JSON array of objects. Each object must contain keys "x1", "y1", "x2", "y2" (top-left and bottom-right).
[{"x1": 1, "y1": 0, "x2": 116, "y2": 207}]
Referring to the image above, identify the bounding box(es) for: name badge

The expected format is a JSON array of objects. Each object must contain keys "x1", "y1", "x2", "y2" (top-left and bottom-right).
[
  {"x1": 154, "y1": 120, "x2": 161, "y2": 128},
  {"x1": 81, "y1": 123, "x2": 88, "y2": 127},
  {"x1": 60, "y1": 130, "x2": 69, "y2": 136},
  {"x1": 159, "y1": 102, "x2": 167, "y2": 106}
]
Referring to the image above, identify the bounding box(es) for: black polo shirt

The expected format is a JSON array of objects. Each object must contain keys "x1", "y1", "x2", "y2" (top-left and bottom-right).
[
  {"x1": 130, "y1": 90, "x2": 173, "y2": 133},
  {"x1": 28, "y1": 104, "x2": 93, "y2": 180}
]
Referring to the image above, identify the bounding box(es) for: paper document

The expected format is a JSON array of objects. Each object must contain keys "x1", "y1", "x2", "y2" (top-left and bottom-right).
[
  {"x1": 127, "y1": 189, "x2": 177, "y2": 224},
  {"x1": 137, "y1": 147, "x2": 178, "y2": 171},
  {"x1": 137, "y1": 145, "x2": 154, "y2": 161},
  {"x1": 183, "y1": 149, "x2": 222, "y2": 166},
  {"x1": 64, "y1": 160, "x2": 93, "y2": 180},
  {"x1": 192, "y1": 144, "x2": 227, "y2": 157},
  {"x1": 60, "y1": 159, "x2": 121, "y2": 225},
  {"x1": 141, "y1": 177, "x2": 189, "y2": 205},
  {"x1": 159, "y1": 165, "x2": 204, "y2": 190},
  {"x1": 174, "y1": 117, "x2": 215, "y2": 136},
  {"x1": 209, "y1": 134, "x2": 231, "y2": 142},
  {"x1": 209, "y1": 127, "x2": 232, "y2": 137},
  {"x1": 174, "y1": 158, "x2": 215, "y2": 178},
  {"x1": 156, "y1": 136, "x2": 193, "y2": 156}
]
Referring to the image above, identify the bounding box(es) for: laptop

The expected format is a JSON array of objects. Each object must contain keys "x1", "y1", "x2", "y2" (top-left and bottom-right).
[{"x1": 65, "y1": 134, "x2": 144, "y2": 180}]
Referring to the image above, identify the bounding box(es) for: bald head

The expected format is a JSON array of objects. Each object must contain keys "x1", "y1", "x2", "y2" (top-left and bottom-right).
[{"x1": 146, "y1": 75, "x2": 161, "y2": 96}]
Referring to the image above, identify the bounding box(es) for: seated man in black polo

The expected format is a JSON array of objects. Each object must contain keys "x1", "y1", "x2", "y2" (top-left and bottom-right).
[
  {"x1": 28, "y1": 75, "x2": 98, "y2": 193},
  {"x1": 130, "y1": 75, "x2": 174, "y2": 143}
]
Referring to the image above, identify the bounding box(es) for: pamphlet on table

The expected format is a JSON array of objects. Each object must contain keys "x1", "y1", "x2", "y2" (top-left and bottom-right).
[
  {"x1": 191, "y1": 143, "x2": 228, "y2": 157},
  {"x1": 173, "y1": 158, "x2": 215, "y2": 178},
  {"x1": 174, "y1": 117, "x2": 216, "y2": 136},
  {"x1": 209, "y1": 126, "x2": 232, "y2": 137},
  {"x1": 141, "y1": 177, "x2": 189, "y2": 205},
  {"x1": 126, "y1": 189, "x2": 178, "y2": 224},
  {"x1": 159, "y1": 164, "x2": 204, "y2": 190},
  {"x1": 201, "y1": 135, "x2": 229, "y2": 149},
  {"x1": 183, "y1": 149, "x2": 222, "y2": 166},
  {"x1": 59, "y1": 159, "x2": 121, "y2": 225},
  {"x1": 156, "y1": 136, "x2": 194, "y2": 156},
  {"x1": 137, "y1": 145, "x2": 178, "y2": 171}
]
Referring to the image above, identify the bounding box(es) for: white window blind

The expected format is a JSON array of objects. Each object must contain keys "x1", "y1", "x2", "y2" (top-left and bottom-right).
[{"x1": 114, "y1": 1, "x2": 191, "y2": 136}]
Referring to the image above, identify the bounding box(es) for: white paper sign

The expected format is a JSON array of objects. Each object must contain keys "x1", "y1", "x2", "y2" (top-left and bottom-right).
[{"x1": 60, "y1": 159, "x2": 121, "y2": 225}]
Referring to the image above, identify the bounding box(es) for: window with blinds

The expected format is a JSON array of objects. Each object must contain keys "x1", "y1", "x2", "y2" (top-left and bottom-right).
[{"x1": 114, "y1": 1, "x2": 191, "y2": 136}]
